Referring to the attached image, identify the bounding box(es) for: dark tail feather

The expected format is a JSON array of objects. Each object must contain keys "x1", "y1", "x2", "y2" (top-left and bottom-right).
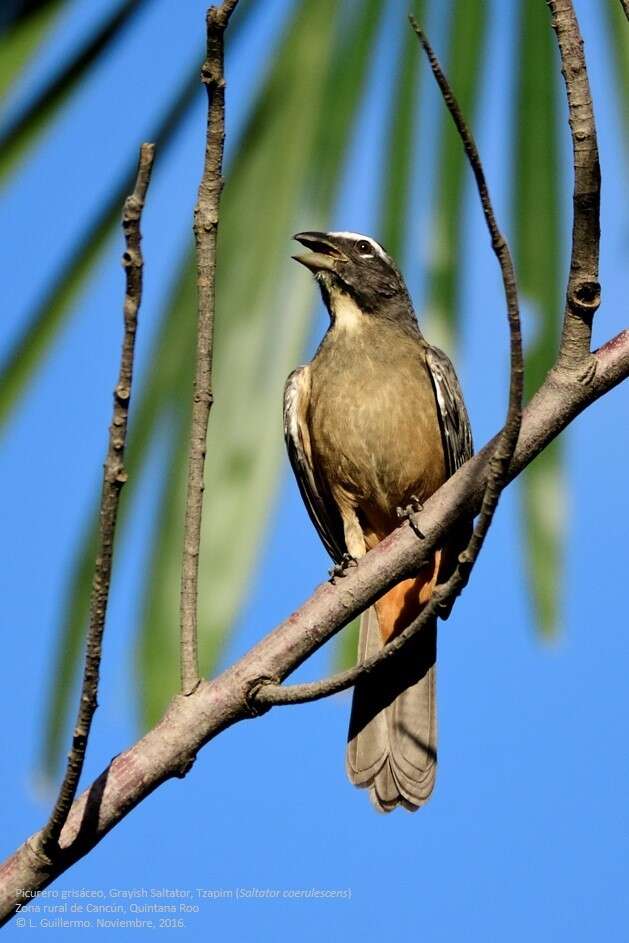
[{"x1": 345, "y1": 606, "x2": 437, "y2": 813}]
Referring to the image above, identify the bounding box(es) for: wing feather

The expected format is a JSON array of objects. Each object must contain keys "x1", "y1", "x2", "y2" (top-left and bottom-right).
[
  {"x1": 283, "y1": 366, "x2": 345, "y2": 563},
  {"x1": 425, "y1": 346, "x2": 473, "y2": 477}
]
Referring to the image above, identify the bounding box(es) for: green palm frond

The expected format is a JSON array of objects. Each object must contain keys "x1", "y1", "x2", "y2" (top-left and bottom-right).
[
  {"x1": 0, "y1": 67, "x2": 200, "y2": 429},
  {"x1": 0, "y1": 1, "x2": 65, "y2": 101},
  {"x1": 378, "y1": 0, "x2": 425, "y2": 260},
  {"x1": 514, "y1": 0, "x2": 563, "y2": 635},
  {"x1": 606, "y1": 0, "x2": 629, "y2": 149},
  {"x1": 424, "y1": 0, "x2": 488, "y2": 353},
  {"x1": 0, "y1": 0, "x2": 152, "y2": 183}
]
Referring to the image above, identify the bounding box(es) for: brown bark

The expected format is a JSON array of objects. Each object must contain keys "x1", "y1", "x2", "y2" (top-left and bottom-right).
[
  {"x1": 38, "y1": 143, "x2": 155, "y2": 858},
  {"x1": 179, "y1": 0, "x2": 239, "y2": 694}
]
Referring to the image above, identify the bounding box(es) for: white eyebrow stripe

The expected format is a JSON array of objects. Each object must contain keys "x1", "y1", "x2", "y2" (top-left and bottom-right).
[{"x1": 327, "y1": 231, "x2": 387, "y2": 259}]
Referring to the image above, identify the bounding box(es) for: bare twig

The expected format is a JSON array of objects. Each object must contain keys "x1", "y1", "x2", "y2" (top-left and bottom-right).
[
  {"x1": 547, "y1": 0, "x2": 601, "y2": 372},
  {"x1": 1, "y1": 329, "x2": 628, "y2": 923},
  {"x1": 180, "y1": 0, "x2": 239, "y2": 694},
  {"x1": 38, "y1": 143, "x2": 155, "y2": 858},
  {"x1": 254, "y1": 21, "x2": 524, "y2": 709},
  {"x1": 618, "y1": 0, "x2": 629, "y2": 25}
]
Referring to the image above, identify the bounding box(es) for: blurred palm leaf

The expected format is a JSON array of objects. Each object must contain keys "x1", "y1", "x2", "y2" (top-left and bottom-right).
[
  {"x1": 1, "y1": 0, "x2": 60, "y2": 32},
  {"x1": 606, "y1": 0, "x2": 629, "y2": 148},
  {"x1": 0, "y1": 0, "x2": 152, "y2": 183},
  {"x1": 0, "y1": 0, "x2": 601, "y2": 764},
  {"x1": 0, "y1": 65, "x2": 201, "y2": 429},
  {"x1": 0, "y1": 0, "x2": 65, "y2": 100},
  {"x1": 513, "y1": 0, "x2": 563, "y2": 635},
  {"x1": 379, "y1": 0, "x2": 425, "y2": 260},
  {"x1": 424, "y1": 0, "x2": 488, "y2": 353}
]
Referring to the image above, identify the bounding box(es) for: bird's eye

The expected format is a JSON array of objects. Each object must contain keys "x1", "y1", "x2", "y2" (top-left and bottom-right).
[{"x1": 356, "y1": 239, "x2": 373, "y2": 255}]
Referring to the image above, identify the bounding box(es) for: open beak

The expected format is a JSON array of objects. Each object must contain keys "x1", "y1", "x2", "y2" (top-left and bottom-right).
[{"x1": 292, "y1": 231, "x2": 347, "y2": 273}]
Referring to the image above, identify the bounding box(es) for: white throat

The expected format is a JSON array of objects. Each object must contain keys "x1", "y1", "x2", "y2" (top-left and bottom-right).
[{"x1": 330, "y1": 291, "x2": 363, "y2": 334}]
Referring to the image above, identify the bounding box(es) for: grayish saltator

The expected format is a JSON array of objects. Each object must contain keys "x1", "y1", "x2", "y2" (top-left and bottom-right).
[{"x1": 285, "y1": 231, "x2": 472, "y2": 812}]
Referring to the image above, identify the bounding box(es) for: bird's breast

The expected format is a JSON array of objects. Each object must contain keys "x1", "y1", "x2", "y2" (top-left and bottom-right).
[{"x1": 308, "y1": 323, "x2": 446, "y2": 532}]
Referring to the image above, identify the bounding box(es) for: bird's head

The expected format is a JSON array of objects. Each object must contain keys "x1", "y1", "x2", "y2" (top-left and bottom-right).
[{"x1": 292, "y1": 231, "x2": 415, "y2": 327}]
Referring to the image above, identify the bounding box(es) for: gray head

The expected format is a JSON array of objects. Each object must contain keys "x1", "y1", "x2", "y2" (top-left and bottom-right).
[{"x1": 292, "y1": 230, "x2": 416, "y2": 328}]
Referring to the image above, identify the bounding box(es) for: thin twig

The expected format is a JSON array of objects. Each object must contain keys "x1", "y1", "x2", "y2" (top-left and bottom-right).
[
  {"x1": 254, "y1": 21, "x2": 524, "y2": 710},
  {"x1": 39, "y1": 143, "x2": 155, "y2": 857},
  {"x1": 547, "y1": 0, "x2": 601, "y2": 371},
  {"x1": 180, "y1": 0, "x2": 239, "y2": 694},
  {"x1": 618, "y1": 0, "x2": 629, "y2": 25}
]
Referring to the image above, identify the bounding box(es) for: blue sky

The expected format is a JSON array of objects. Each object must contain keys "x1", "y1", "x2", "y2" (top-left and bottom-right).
[{"x1": 1, "y1": 0, "x2": 628, "y2": 940}]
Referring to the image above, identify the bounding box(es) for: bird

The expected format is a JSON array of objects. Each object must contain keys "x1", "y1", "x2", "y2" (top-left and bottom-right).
[{"x1": 284, "y1": 230, "x2": 473, "y2": 813}]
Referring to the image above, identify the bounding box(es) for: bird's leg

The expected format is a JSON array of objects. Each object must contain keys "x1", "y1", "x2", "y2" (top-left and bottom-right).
[
  {"x1": 396, "y1": 494, "x2": 424, "y2": 539},
  {"x1": 330, "y1": 508, "x2": 364, "y2": 582},
  {"x1": 329, "y1": 552, "x2": 358, "y2": 583}
]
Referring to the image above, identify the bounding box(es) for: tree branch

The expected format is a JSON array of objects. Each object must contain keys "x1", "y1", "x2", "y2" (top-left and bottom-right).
[
  {"x1": 2, "y1": 328, "x2": 627, "y2": 924},
  {"x1": 255, "y1": 20, "x2": 525, "y2": 709},
  {"x1": 38, "y1": 143, "x2": 155, "y2": 858},
  {"x1": 180, "y1": 0, "x2": 239, "y2": 694},
  {"x1": 547, "y1": 0, "x2": 601, "y2": 372}
]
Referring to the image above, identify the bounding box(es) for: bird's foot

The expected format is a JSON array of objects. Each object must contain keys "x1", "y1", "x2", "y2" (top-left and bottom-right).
[
  {"x1": 329, "y1": 553, "x2": 358, "y2": 583},
  {"x1": 396, "y1": 494, "x2": 424, "y2": 539}
]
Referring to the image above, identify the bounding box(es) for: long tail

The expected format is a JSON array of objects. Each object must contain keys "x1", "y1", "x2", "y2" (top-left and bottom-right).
[{"x1": 345, "y1": 606, "x2": 437, "y2": 813}]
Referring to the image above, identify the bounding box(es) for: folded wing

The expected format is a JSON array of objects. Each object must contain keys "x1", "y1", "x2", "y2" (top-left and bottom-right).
[{"x1": 283, "y1": 365, "x2": 346, "y2": 563}]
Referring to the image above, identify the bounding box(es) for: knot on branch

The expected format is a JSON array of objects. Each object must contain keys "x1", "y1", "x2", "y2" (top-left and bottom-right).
[
  {"x1": 200, "y1": 61, "x2": 225, "y2": 88},
  {"x1": 207, "y1": 2, "x2": 235, "y2": 32},
  {"x1": 122, "y1": 249, "x2": 141, "y2": 270},
  {"x1": 123, "y1": 195, "x2": 142, "y2": 223},
  {"x1": 245, "y1": 678, "x2": 278, "y2": 717},
  {"x1": 570, "y1": 279, "x2": 600, "y2": 314},
  {"x1": 193, "y1": 390, "x2": 214, "y2": 407},
  {"x1": 174, "y1": 754, "x2": 197, "y2": 779},
  {"x1": 27, "y1": 837, "x2": 56, "y2": 871},
  {"x1": 576, "y1": 356, "x2": 598, "y2": 386},
  {"x1": 193, "y1": 207, "x2": 219, "y2": 235}
]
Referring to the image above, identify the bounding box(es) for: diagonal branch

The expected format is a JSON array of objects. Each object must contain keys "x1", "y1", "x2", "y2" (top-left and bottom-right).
[
  {"x1": 180, "y1": 0, "x2": 240, "y2": 694},
  {"x1": 254, "y1": 19, "x2": 524, "y2": 710},
  {"x1": 546, "y1": 0, "x2": 601, "y2": 372},
  {"x1": 1, "y1": 328, "x2": 628, "y2": 925},
  {"x1": 38, "y1": 143, "x2": 155, "y2": 858}
]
